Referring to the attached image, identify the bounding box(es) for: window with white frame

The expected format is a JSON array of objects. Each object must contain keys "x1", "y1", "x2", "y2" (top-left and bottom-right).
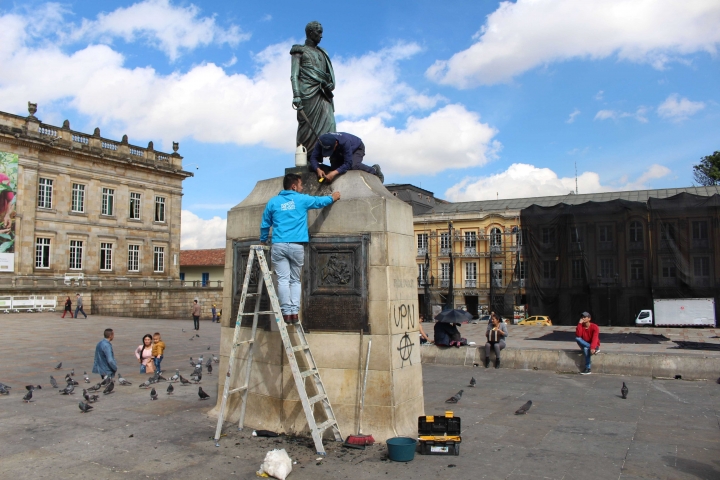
[
  {"x1": 598, "y1": 225, "x2": 613, "y2": 243},
  {"x1": 128, "y1": 245, "x2": 140, "y2": 272},
  {"x1": 35, "y1": 238, "x2": 50, "y2": 268},
  {"x1": 600, "y1": 258, "x2": 614, "y2": 278},
  {"x1": 572, "y1": 259, "x2": 585, "y2": 280},
  {"x1": 629, "y1": 221, "x2": 643, "y2": 243},
  {"x1": 71, "y1": 184, "x2": 85, "y2": 213},
  {"x1": 465, "y1": 262, "x2": 477, "y2": 281},
  {"x1": 154, "y1": 196, "x2": 166, "y2": 222},
  {"x1": 694, "y1": 256, "x2": 710, "y2": 278},
  {"x1": 38, "y1": 178, "x2": 53, "y2": 208},
  {"x1": 440, "y1": 232, "x2": 451, "y2": 250},
  {"x1": 490, "y1": 228, "x2": 502, "y2": 249},
  {"x1": 541, "y1": 227, "x2": 555, "y2": 245},
  {"x1": 661, "y1": 258, "x2": 677, "y2": 278},
  {"x1": 630, "y1": 259, "x2": 644, "y2": 281},
  {"x1": 100, "y1": 243, "x2": 113, "y2": 271},
  {"x1": 440, "y1": 262, "x2": 450, "y2": 281},
  {"x1": 518, "y1": 261, "x2": 527, "y2": 280},
  {"x1": 464, "y1": 231, "x2": 477, "y2": 249},
  {"x1": 153, "y1": 246, "x2": 165, "y2": 272},
  {"x1": 543, "y1": 260, "x2": 557, "y2": 279},
  {"x1": 418, "y1": 263, "x2": 427, "y2": 284},
  {"x1": 417, "y1": 233, "x2": 428, "y2": 249},
  {"x1": 101, "y1": 188, "x2": 114, "y2": 216},
  {"x1": 69, "y1": 240, "x2": 83, "y2": 270},
  {"x1": 129, "y1": 192, "x2": 141, "y2": 219}
]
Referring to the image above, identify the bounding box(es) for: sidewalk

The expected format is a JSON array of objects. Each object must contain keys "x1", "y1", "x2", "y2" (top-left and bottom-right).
[{"x1": 421, "y1": 322, "x2": 720, "y2": 379}]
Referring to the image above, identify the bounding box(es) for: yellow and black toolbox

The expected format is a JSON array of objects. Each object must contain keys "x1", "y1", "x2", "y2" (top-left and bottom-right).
[{"x1": 418, "y1": 411, "x2": 461, "y2": 455}]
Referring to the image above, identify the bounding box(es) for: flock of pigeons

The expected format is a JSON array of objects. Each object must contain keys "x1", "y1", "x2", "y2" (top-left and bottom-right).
[
  {"x1": 0, "y1": 353, "x2": 220, "y2": 413},
  {"x1": 441, "y1": 377, "x2": 630, "y2": 415}
]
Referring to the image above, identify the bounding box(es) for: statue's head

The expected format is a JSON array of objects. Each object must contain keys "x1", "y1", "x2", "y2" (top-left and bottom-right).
[{"x1": 305, "y1": 21, "x2": 323, "y2": 44}]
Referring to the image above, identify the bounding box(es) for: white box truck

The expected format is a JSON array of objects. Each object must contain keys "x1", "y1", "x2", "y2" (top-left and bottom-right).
[{"x1": 635, "y1": 298, "x2": 716, "y2": 327}]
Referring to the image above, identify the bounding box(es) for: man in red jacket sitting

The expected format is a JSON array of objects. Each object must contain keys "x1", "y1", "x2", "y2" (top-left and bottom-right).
[{"x1": 576, "y1": 312, "x2": 600, "y2": 375}]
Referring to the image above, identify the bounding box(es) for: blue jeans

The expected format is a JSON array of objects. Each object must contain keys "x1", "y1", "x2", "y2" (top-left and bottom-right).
[
  {"x1": 576, "y1": 337, "x2": 592, "y2": 370},
  {"x1": 75, "y1": 305, "x2": 87, "y2": 318},
  {"x1": 140, "y1": 364, "x2": 147, "y2": 374},
  {"x1": 154, "y1": 355, "x2": 163, "y2": 372},
  {"x1": 271, "y1": 243, "x2": 304, "y2": 315}
]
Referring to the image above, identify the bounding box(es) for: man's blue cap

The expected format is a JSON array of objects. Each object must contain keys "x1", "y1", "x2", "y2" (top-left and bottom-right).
[{"x1": 318, "y1": 133, "x2": 338, "y2": 157}]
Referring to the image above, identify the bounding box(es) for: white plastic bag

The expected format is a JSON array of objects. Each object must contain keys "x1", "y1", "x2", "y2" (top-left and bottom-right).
[{"x1": 258, "y1": 449, "x2": 293, "y2": 480}]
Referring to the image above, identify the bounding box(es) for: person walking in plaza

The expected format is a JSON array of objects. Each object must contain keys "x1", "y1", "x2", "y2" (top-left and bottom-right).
[
  {"x1": 484, "y1": 313, "x2": 508, "y2": 369},
  {"x1": 191, "y1": 300, "x2": 201, "y2": 330},
  {"x1": 260, "y1": 173, "x2": 340, "y2": 324},
  {"x1": 135, "y1": 334, "x2": 155, "y2": 374},
  {"x1": 62, "y1": 296, "x2": 73, "y2": 318},
  {"x1": 152, "y1": 332, "x2": 166, "y2": 374},
  {"x1": 309, "y1": 132, "x2": 384, "y2": 183},
  {"x1": 92, "y1": 328, "x2": 117, "y2": 379},
  {"x1": 211, "y1": 304, "x2": 217, "y2": 323},
  {"x1": 576, "y1": 312, "x2": 600, "y2": 375},
  {"x1": 74, "y1": 293, "x2": 87, "y2": 318}
]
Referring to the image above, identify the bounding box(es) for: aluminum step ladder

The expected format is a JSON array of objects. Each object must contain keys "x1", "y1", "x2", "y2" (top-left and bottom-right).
[{"x1": 213, "y1": 245, "x2": 343, "y2": 454}]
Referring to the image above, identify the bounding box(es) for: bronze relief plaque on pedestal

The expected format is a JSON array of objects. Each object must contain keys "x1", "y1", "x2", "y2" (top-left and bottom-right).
[
  {"x1": 303, "y1": 234, "x2": 369, "y2": 332},
  {"x1": 232, "y1": 240, "x2": 274, "y2": 330}
]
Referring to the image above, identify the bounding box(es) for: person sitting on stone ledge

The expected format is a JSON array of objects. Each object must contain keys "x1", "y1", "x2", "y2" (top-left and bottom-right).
[
  {"x1": 433, "y1": 321, "x2": 463, "y2": 348},
  {"x1": 309, "y1": 132, "x2": 384, "y2": 184}
]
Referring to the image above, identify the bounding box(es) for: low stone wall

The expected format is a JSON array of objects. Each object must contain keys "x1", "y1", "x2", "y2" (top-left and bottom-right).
[{"x1": 0, "y1": 288, "x2": 222, "y2": 319}]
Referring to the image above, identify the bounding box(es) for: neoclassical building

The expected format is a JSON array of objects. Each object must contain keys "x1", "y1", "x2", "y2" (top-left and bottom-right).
[{"x1": 0, "y1": 102, "x2": 193, "y2": 288}]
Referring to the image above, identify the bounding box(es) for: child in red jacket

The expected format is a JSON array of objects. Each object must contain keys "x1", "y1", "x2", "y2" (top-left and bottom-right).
[{"x1": 576, "y1": 312, "x2": 600, "y2": 374}]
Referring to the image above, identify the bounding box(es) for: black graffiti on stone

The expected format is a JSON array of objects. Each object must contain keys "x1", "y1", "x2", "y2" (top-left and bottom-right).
[
  {"x1": 397, "y1": 332, "x2": 415, "y2": 367},
  {"x1": 321, "y1": 254, "x2": 352, "y2": 285},
  {"x1": 393, "y1": 303, "x2": 416, "y2": 330}
]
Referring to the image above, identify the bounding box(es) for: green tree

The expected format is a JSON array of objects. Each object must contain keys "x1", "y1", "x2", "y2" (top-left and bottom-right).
[{"x1": 693, "y1": 151, "x2": 720, "y2": 186}]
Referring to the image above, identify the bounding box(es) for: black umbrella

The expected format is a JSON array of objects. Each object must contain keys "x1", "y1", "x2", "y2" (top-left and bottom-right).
[{"x1": 435, "y1": 309, "x2": 473, "y2": 324}]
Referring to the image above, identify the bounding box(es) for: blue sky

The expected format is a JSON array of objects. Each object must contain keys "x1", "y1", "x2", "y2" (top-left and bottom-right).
[{"x1": 0, "y1": 0, "x2": 718, "y2": 247}]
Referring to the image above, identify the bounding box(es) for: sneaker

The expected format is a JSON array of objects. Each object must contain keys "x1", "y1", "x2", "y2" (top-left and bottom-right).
[
  {"x1": 594, "y1": 348, "x2": 601, "y2": 355},
  {"x1": 372, "y1": 164, "x2": 384, "y2": 183},
  {"x1": 580, "y1": 369, "x2": 592, "y2": 375}
]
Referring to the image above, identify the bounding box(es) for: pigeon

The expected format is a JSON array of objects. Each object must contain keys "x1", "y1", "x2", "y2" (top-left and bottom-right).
[
  {"x1": 22, "y1": 390, "x2": 33, "y2": 402},
  {"x1": 83, "y1": 389, "x2": 90, "y2": 402},
  {"x1": 196, "y1": 334, "x2": 200, "y2": 337},
  {"x1": 55, "y1": 362, "x2": 62, "y2": 369},
  {"x1": 169, "y1": 370, "x2": 180, "y2": 382},
  {"x1": 182, "y1": 328, "x2": 185, "y2": 332},
  {"x1": 515, "y1": 400, "x2": 533, "y2": 415},
  {"x1": 26, "y1": 385, "x2": 41, "y2": 391},
  {"x1": 118, "y1": 373, "x2": 131, "y2": 386},
  {"x1": 139, "y1": 380, "x2": 151, "y2": 389},
  {"x1": 88, "y1": 383, "x2": 102, "y2": 392},
  {"x1": 150, "y1": 388, "x2": 158, "y2": 400},
  {"x1": 189, "y1": 337, "x2": 194, "y2": 341},
  {"x1": 154, "y1": 373, "x2": 167, "y2": 382},
  {"x1": 445, "y1": 390, "x2": 464, "y2": 403},
  {"x1": 189, "y1": 357, "x2": 195, "y2": 366},
  {"x1": 207, "y1": 346, "x2": 211, "y2": 350},
  {"x1": 191, "y1": 373, "x2": 202, "y2": 384},
  {"x1": 0, "y1": 382, "x2": 11, "y2": 390},
  {"x1": 179, "y1": 375, "x2": 191, "y2": 386},
  {"x1": 198, "y1": 386, "x2": 210, "y2": 400},
  {"x1": 621, "y1": 382, "x2": 628, "y2": 399},
  {"x1": 207, "y1": 364, "x2": 212, "y2": 375},
  {"x1": 198, "y1": 355, "x2": 204, "y2": 363},
  {"x1": 469, "y1": 377, "x2": 476, "y2": 387},
  {"x1": 49, "y1": 376, "x2": 58, "y2": 388},
  {"x1": 79, "y1": 401, "x2": 93, "y2": 413},
  {"x1": 70, "y1": 369, "x2": 75, "y2": 376},
  {"x1": 100, "y1": 376, "x2": 113, "y2": 387},
  {"x1": 212, "y1": 354, "x2": 219, "y2": 364},
  {"x1": 66, "y1": 376, "x2": 79, "y2": 386},
  {"x1": 102, "y1": 381, "x2": 114, "y2": 395},
  {"x1": 60, "y1": 384, "x2": 75, "y2": 395},
  {"x1": 206, "y1": 357, "x2": 212, "y2": 367},
  {"x1": 89, "y1": 394, "x2": 99, "y2": 403},
  {"x1": 0, "y1": 384, "x2": 9, "y2": 395},
  {"x1": 83, "y1": 372, "x2": 90, "y2": 383},
  {"x1": 167, "y1": 384, "x2": 174, "y2": 395},
  {"x1": 190, "y1": 365, "x2": 202, "y2": 377}
]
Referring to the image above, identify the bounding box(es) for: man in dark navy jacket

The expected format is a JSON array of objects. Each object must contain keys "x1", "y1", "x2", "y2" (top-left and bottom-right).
[{"x1": 309, "y1": 132, "x2": 384, "y2": 184}]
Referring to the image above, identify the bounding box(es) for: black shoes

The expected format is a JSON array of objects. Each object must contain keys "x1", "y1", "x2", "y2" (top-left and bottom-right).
[
  {"x1": 372, "y1": 164, "x2": 384, "y2": 183},
  {"x1": 495, "y1": 359, "x2": 500, "y2": 369},
  {"x1": 484, "y1": 358, "x2": 490, "y2": 368},
  {"x1": 580, "y1": 369, "x2": 592, "y2": 375}
]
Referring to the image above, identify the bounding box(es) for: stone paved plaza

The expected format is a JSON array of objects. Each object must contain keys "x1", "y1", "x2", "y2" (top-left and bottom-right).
[{"x1": 1, "y1": 314, "x2": 719, "y2": 479}]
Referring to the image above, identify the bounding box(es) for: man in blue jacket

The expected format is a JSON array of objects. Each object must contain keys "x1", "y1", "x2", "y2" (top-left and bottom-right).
[
  {"x1": 260, "y1": 173, "x2": 340, "y2": 324},
  {"x1": 309, "y1": 132, "x2": 384, "y2": 184},
  {"x1": 92, "y1": 328, "x2": 117, "y2": 379}
]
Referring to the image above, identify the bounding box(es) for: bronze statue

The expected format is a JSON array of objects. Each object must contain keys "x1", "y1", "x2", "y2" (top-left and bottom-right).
[{"x1": 290, "y1": 21, "x2": 336, "y2": 151}]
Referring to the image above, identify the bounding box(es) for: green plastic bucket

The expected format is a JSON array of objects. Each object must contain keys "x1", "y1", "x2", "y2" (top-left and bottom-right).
[{"x1": 387, "y1": 437, "x2": 417, "y2": 462}]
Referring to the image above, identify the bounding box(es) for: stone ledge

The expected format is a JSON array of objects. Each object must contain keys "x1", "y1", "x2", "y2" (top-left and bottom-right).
[{"x1": 420, "y1": 345, "x2": 720, "y2": 380}]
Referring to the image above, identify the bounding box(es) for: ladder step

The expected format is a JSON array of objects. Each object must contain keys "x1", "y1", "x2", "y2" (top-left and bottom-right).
[
  {"x1": 235, "y1": 339, "x2": 254, "y2": 346},
  {"x1": 315, "y1": 419, "x2": 337, "y2": 433},
  {"x1": 308, "y1": 393, "x2": 327, "y2": 405},
  {"x1": 292, "y1": 344, "x2": 310, "y2": 352},
  {"x1": 246, "y1": 293, "x2": 260, "y2": 297},
  {"x1": 301, "y1": 368, "x2": 318, "y2": 378},
  {"x1": 228, "y1": 385, "x2": 248, "y2": 394},
  {"x1": 238, "y1": 311, "x2": 277, "y2": 316}
]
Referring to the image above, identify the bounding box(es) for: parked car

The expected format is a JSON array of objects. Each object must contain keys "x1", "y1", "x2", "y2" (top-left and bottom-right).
[{"x1": 517, "y1": 315, "x2": 552, "y2": 326}]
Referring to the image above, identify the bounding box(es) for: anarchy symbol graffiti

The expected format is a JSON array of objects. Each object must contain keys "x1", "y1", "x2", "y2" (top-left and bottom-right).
[{"x1": 397, "y1": 332, "x2": 415, "y2": 367}]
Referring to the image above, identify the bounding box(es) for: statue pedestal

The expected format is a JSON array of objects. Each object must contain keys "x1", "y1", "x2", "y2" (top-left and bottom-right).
[{"x1": 210, "y1": 170, "x2": 423, "y2": 442}]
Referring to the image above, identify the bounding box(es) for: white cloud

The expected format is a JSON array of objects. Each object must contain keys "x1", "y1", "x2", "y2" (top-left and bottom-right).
[
  {"x1": 566, "y1": 108, "x2": 580, "y2": 123},
  {"x1": 594, "y1": 90, "x2": 604, "y2": 101},
  {"x1": 427, "y1": 0, "x2": 720, "y2": 88},
  {"x1": 70, "y1": 0, "x2": 248, "y2": 61},
  {"x1": 181, "y1": 210, "x2": 227, "y2": 249},
  {"x1": 339, "y1": 104, "x2": 500, "y2": 175},
  {"x1": 594, "y1": 107, "x2": 649, "y2": 123},
  {"x1": 657, "y1": 93, "x2": 705, "y2": 120},
  {"x1": 444, "y1": 163, "x2": 671, "y2": 201}
]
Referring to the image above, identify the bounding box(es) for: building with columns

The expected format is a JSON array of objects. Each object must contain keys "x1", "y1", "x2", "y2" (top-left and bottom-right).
[{"x1": 0, "y1": 102, "x2": 198, "y2": 313}]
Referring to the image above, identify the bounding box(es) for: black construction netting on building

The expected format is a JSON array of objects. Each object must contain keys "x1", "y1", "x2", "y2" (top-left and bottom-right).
[{"x1": 520, "y1": 193, "x2": 720, "y2": 326}]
